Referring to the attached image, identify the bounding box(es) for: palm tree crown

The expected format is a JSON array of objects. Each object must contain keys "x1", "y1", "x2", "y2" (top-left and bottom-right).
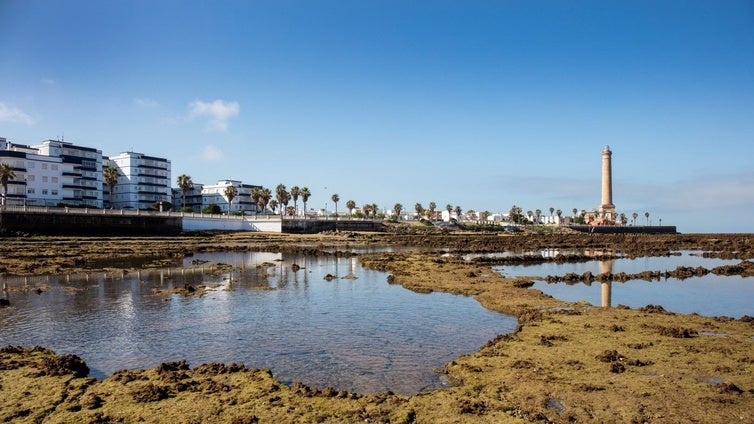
[
  {"x1": 0, "y1": 163, "x2": 16, "y2": 206},
  {"x1": 177, "y1": 174, "x2": 193, "y2": 209},
  {"x1": 331, "y1": 194, "x2": 340, "y2": 216},
  {"x1": 224, "y1": 185, "x2": 238, "y2": 213},
  {"x1": 300, "y1": 187, "x2": 311, "y2": 216},
  {"x1": 103, "y1": 166, "x2": 119, "y2": 208}
]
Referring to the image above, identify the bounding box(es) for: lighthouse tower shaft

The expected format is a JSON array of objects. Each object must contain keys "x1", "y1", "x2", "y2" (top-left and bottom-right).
[{"x1": 599, "y1": 146, "x2": 616, "y2": 219}]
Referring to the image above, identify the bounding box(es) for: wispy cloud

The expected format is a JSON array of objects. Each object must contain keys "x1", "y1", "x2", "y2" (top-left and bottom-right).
[
  {"x1": 202, "y1": 145, "x2": 224, "y2": 161},
  {"x1": 134, "y1": 97, "x2": 159, "y2": 108},
  {"x1": 0, "y1": 102, "x2": 35, "y2": 125},
  {"x1": 188, "y1": 99, "x2": 240, "y2": 132},
  {"x1": 40, "y1": 78, "x2": 56, "y2": 85}
]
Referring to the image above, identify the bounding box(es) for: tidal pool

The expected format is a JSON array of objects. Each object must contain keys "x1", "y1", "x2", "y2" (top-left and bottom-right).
[
  {"x1": 492, "y1": 252, "x2": 753, "y2": 318},
  {"x1": 0, "y1": 252, "x2": 515, "y2": 395}
]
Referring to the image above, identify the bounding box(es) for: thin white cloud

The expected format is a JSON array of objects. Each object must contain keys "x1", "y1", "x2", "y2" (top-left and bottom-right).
[
  {"x1": 0, "y1": 102, "x2": 35, "y2": 125},
  {"x1": 134, "y1": 97, "x2": 159, "y2": 108},
  {"x1": 188, "y1": 99, "x2": 240, "y2": 132},
  {"x1": 202, "y1": 145, "x2": 224, "y2": 161},
  {"x1": 40, "y1": 78, "x2": 56, "y2": 85}
]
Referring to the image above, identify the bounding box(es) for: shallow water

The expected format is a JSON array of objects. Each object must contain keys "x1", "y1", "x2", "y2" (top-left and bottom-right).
[
  {"x1": 491, "y1": 252, "x2": 753, "y2": 318},
  {"x1": 0, "y1": 252, "x2": 515, "y2": 395}
]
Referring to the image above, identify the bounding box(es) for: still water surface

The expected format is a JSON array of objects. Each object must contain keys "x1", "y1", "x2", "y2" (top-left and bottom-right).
[
  {"x1": 0, "y1": 252, "x2": 515, "y2": 395},
  {"x1": 493, "y1": 252, "x2": 753, "y2": 318}
]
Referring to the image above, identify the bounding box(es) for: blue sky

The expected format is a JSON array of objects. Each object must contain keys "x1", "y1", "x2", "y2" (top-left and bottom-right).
[{"x1": 1, "y1": 1, "x2": 753, "y2": 233}]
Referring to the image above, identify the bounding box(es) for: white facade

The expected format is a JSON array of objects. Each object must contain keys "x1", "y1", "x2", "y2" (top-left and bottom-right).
[
  {"x1": 200, "y1": 179, "x2": 260, "y2": 214},
  {"x1": 105, "y1": 152, "x2": 171, "y2": 210},
  {"x1": 0, "y1": 138, "x2": 103, "y2": 207}
]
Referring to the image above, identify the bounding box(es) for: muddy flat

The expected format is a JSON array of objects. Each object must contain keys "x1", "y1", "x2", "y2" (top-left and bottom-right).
[{"x1": 1, "y1": 231, "x2": 753, "y2": 423}]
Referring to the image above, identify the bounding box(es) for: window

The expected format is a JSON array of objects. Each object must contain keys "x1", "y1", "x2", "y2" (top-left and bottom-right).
[
  {"x1": 51, "y1": 164, "x2": 58, "y2": 170},
  {"x1": 28, "y1": 162, "x2": 35, "y2": 169},
  {"x1": 42, "y1": 176, "x2": 48, "y2": 183},
  {"x1": 42, "y1": 189, "x2": 48, "y2": 195},
  {"x1": 41, "y1": 163, "x2": 48, "y2": 170},
  {"x1": 26, "y1": 175, "x2": 35, "y2": 182},
  {"x1": 27, "y1": 188, "x2": 35, "y2": 194},
  {"x1": 51, "y1": 177, "x2": 58, "y2": 183},
  {"x1": 51, "y1": 190, "x2": 58, "y2": 195}
]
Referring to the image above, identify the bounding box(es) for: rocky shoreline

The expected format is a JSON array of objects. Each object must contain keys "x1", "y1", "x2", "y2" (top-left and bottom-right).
[{"x1": 1, "y1": 231, "x2": 753, "y2": 423}]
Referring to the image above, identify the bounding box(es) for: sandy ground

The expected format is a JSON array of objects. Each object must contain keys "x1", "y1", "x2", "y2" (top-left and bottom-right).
[{"x1": 1, "y1": 231, "x2": 753, "y2": 423}]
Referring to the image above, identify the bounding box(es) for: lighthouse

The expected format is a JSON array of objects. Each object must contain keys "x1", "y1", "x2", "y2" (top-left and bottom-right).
[{"x1": 599, "y1": 145, "x2": 616, "y2": 220}]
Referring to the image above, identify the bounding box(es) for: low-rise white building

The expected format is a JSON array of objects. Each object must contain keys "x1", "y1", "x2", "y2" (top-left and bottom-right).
[{"x1": 200, "y1": 179, "x2": 261, "y2": 214}]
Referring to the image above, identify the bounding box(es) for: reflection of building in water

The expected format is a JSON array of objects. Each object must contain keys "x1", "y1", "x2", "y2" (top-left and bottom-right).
[{"x1": 599, "y1": 259, "x2": 614, "y2": 308}]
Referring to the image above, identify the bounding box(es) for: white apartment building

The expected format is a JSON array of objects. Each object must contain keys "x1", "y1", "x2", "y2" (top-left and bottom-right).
[
  {"x1": 172, "y1": 183, "x2": 204, "y2": 212},
  {"x1": 0, "y1": 138, "x2": 103, "y2": 207},
  {"x1": 104, "y1": 152, "x2": 171, "y2": 210},
  {"x1": 200, "y1": 179, "x2": 260, "y2": 214}
]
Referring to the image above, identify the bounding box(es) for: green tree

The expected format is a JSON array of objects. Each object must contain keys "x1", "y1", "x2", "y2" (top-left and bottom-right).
[
  {"x1": 261, "y1": 188, "x2": 272, "y2": 214},
  {"x1": 428, "y1": 202, "x2": 436, "y2": 220},
  {"x1": 276, "y1": 184, "x2": 290, "y2": 218},
  {"x1": 572, "y1": 208, "x2": 578, "y2": 218},
  {"x1": 632, "y1": 212, "x2": 638, "y2": 225},
  {"x1": 414, "y1": 203, "x2": 424, "y2": 218},
  {"x1": 290, "y1": 186, "x2": 300, "y2": 216},
  {"x1": 346, "y1": 199, "x2": 356, "y2": 217},
  {"x1": 645, "y1": 212, "x2": 650, "y2": 225},
  {"x1": 393, "y1": 203, "x2": 403, "y2": 219},
  {"x1": 454, "y1": 205, "x2": 462, "y2": 220},
  {"x1": 202, "y1": 203, "x2": 222, "y2": 214},
  {"x1": 176, "y1": 174, "x2": 193, "y2": 210},
  {"x1": 102, "y1": 166, "x2": 119, "y2": 208},
  {"x1": 269, "y1": 199, "x2": 278, "y2": 214},
  {"x1": 251, "y1": 187, "x2": 261, "y2": 214},
  {"x1": 224, "y1": 185, "x2": 238, "y2": 214},
  {"x1": 331, "y1": 193, "x2": 340, "y2": 217},
  {"x1": 480, "y1": 210, "x2": 491, "y2": 222},
  {"x1": 0, "y1": 163, "x2": 16, "y2": 206},
  {"x1": 300, "y1": 187, "x2": 311, "y2": 216},
  {"x1": 371, "y1": 203, "x2": 378, "y2": 218},
  {"x1": 362, "y1": 204, "x2": 372, "y2": 217},
  {"x1": 509, "y1": 205, "x2": 523, "y2": 224},
  {"x1": 535, "y1": 209, "x2": 542, "y2": 223},
  {"x1": 549, "y1": 207, "x2": 554, "y2": 216}
]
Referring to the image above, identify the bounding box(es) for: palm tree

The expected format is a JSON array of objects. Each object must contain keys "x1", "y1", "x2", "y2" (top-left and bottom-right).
[
  {"x1": 632, "y1": 212, "x2": 638, "y2": 225},
  {"x1": 549, "y1": 207, "x2": 554, "y2": 217},
  {"x1": 251, "y1": 187, "x2": 261, "y2": 214},
  {"x1": 428, "y1": 202, "x2": 436, "y2": 220},
  {"x1": 224, "y1": 185, "x2": 238, "y2": 214},
  {"x1": 346, "y1": 200, "x2": 356, "y2": 217},
  {"x1": 526, "y1": 210, "x2": 533, "y2": 222},
  {"x1": 535, "y1": 209, "x2": 542, "y2": 224},
  {"x1": 454, "y1": 205, "x2": 462, "y2": 220},
  {"x1": 0, "y1": 163, "x2": 16, "y2": 206},
  {"x1": 371, "y1": 203, "x2": 378, "y2": 218},
  {"x1": 645, "y1": 212, "x2": 650, "y2": 225},
  {"x1": 300, "y1": 187, "x2": 311, "y2": 217},
  {"x1": 176, "y1": 174, "x2": 193, "y2": 210},
  {"x1": 620, "y1": 213, "x2": 628, "y2": 225},
  {"x1": 362, "y1": 204, "x2": 372, "y2": 218},
  {"x1": 269, "y1": 199, "x2": 278, "y2": 214},
  {"x1": 393, "y1": 203, "x2": 403, "y2": 219},
  {"x1": 480, "y1": 210, "x2": 491, "y2": 222},
  {"x1": 572, "y1": 208, "x2": 578, "y2": 218},
  {"x1": 331, "y1": 194, "x2": 340, "y2": 217},
  {"x1": 103, "y1": 166, "x2": 119, "y2": 209},
  {"x1": 414, "y1": 203, "x2": 424, "y2": 218},
  {"x1": 261, "y1": 188, "x2": 272, "y2": 214},
  {"x1": 275, "y1": 184, "x2": 290, "y2": 218},
  {"x1": 290, "y1": 186, "x2": 300, "y2": 216}
]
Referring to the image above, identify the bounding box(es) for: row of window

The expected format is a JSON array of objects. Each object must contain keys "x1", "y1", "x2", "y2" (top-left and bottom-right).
[
  {"x1": 27, "y1": 188, "x2": 59, "y2": 196},
  {"x1": 26, "y1": 175, "x2": 59, "y2": 183},
  {"x1": 27, "y1": 162, "x2": 60, "y2": 170}
]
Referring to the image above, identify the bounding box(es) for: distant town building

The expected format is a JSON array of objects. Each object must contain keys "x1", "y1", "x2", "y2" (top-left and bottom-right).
[
  {"x1": 104, "y1": 152, "x2": 171, "y2": 210},
  {"x1": 200, "y1": 179, "x2": 261, "y2": 214},
  {"x1": 172, "y1": 183, "x2": 204, "y2": 212}
]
